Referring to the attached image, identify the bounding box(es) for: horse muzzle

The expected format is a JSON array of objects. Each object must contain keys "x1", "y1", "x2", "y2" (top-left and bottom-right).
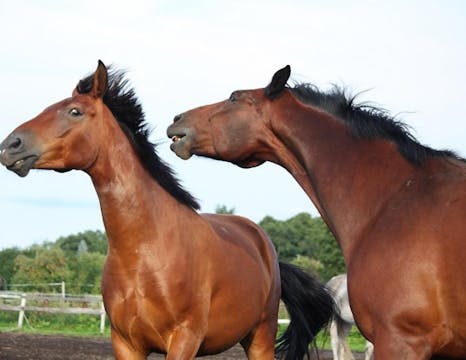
[
  {"x1": 167, "y1": 123, "x2": 195, "y2": 160},
  {"x1": 0, "y1": 132, "x2": 40, "y2": 177}
]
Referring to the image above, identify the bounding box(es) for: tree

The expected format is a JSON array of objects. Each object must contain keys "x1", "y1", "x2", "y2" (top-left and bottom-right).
[
  {"x1": 1, "y1": 229, "x2": 108, "y2": 294},
  {"x1": 0, "y1": 247, "x2": 23, "y2": 289},
  {"x1": 290, "y1": 254, "x2": 323, "y2": 275},
  {"x1": 309, "y1": 217, "x2": 346, "y2": 281},
  {"x1": 215, "y1": 204, "x2": 235, "y2": 214},
  {"x1": 12, "y1": 247, "x2": 70, "y2": 292},
  {"x1": 259, "y1": 213, "x2": 346, "y2": 281},
  {"x1": 259, "y1": 213, "x2": 318, "y2": 261},
  {"x1": 67, "y1": 252, "x2": 105, "y2": 294},
  {"x1": 56, "y1": 230, "x2": 107, "y2": 256}
]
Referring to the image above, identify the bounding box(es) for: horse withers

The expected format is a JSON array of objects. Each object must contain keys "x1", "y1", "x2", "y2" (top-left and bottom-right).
[
  {"x1": 0, "y1": 62, "x2": 335, "y2": 360},
  {"x1": 168, "y1": 65, "x2": 466, "y2": 359}
]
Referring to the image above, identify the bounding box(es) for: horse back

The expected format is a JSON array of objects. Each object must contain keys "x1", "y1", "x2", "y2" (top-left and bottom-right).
[{"x1": 201, "y1": 213, "x2": 278, "y2": 274}]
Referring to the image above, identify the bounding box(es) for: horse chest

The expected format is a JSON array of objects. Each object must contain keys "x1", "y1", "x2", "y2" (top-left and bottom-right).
[
  {"x1": 101, "y1": 267, "x2": 178, "y2": 346},
  {"x1": 103, "y1": 287, "x2": 170, "y2": 352}
]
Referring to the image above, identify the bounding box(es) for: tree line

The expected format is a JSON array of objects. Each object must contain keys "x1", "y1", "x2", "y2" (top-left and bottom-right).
[
  {"x1": 0, "y1": 208, "x2": 346, "y2": 293},
  {"x1": 0, "y1": 230, "x2": 107, "y2": 294}
]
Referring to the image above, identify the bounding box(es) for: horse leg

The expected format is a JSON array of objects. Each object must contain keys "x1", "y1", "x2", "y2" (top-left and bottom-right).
[
  {"x1": 240, "y1": 320, "x2": 276, "y2": 360},
  {"x1": 330, "y1": 319, "x2": 341, "y2": 359},
  {"x1": 330, "y1": 318, "x2": 354, "y2": 360},
  {"x1": 338, "y1": 321, "x2": 354, "y2": 360},
  {"x1": 111, "y1": 330, "x2": 146, "y2": 360},
  {"x1": 364, "y1": 341, "x2": 374, "y2": 360},
  {"x1": 165, "y1": 325, "x2": 204, "y2": 360}
]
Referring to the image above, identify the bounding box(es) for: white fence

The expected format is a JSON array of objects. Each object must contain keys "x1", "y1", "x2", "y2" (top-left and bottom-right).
[
  {"x1": 0, "y1": 290, "x2": 290, "y2": 335},
  {"x1": 0, "y1": 291, "x2": 106, "y2": 333}
]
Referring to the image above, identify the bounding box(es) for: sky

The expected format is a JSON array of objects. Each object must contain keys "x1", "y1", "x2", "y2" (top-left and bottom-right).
[{"x1": 0, "y1": 0, "x2": 465, "y2": 249}]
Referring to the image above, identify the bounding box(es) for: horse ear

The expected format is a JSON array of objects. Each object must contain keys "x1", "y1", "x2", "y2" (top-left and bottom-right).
[
  {"x1": 264, "y1": 65, "x2": 291, "y2": 99},
  {"x1": 90, "y1": 60, "x2": 108, "y2": 98}
]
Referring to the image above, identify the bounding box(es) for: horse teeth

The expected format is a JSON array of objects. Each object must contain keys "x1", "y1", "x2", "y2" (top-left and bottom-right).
[
  {"x1": 15, "y1": 159, "x2": 24, "y2": 167},
  {"x1": 172, "y1": 136, "x2": 181, "y2": 142}
]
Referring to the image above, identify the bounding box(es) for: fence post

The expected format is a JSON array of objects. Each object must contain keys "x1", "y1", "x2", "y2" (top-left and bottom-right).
[
  {"x1": 61, "y1": 281, "x2": 66, "y2": 298},
  {"x1": 100, "y1": 301, "x2": 106, "y2": 334},
  {"x1": 17, "y1": 293, "x2": 27, "y2": 328}
]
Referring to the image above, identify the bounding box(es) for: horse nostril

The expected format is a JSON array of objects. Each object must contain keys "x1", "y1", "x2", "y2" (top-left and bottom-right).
[
  {"x1": 173, "y1": 114, "x2": 183, "y2": 123},
  {"x1": 9, "y1": 137, "x2": 23, "y2": 150},
  {"x1": 2, "y1": 135, "x2": 25, "y2": 154}
]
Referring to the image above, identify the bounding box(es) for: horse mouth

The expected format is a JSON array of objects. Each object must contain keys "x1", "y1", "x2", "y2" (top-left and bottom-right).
[
  {"x1": 171, "y1": 135, "x2": 185, "y2": 143},
  {"x1": 170, "y1": 133, "x2": 187, "y2": 150},
  {"x1": 5, "y1": 155, "x2": 39, "y2": 177},
  {"x1": 169, "y1": 133, "x2": 193, "y2": 159},
  {"x1": 167, "y1": 126, "x2": 194, "y2": 160}
]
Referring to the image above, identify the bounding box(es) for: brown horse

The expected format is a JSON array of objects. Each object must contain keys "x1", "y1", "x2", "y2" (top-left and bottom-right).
[
  {"x1": 167, "y1": 65, "x2": 466, "y2": 359},
  {"x1": 0, "y1": 62, "x2": 335, "y2": 360}
]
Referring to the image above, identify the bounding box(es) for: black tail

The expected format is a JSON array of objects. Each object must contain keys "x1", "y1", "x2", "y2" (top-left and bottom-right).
[{"x1": 276, "y1": 262, "x2": 335, "y2": 360}]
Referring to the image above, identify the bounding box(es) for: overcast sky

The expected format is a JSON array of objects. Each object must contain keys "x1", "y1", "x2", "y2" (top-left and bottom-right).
[{"x1": 0, "y1": 0, "x2": 465, "y2": 249}]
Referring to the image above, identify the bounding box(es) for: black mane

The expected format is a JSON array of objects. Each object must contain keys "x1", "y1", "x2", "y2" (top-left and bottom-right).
[
  {"x1": 77, "y1": 68, "x2": 200, "y2": 210},
  {"x1": 289, "y1": 83, "x2": 463, "y2": 165}
]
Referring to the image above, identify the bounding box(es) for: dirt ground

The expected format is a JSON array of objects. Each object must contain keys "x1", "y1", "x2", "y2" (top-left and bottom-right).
[{"x1": 0, "y1": 332, "x2": 365, "y2": 359}]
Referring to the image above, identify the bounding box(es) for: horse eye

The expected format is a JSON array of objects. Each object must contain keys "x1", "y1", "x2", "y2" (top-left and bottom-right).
[
  {"x1": 69, "y1": 108, "x2": 83, "y2": 117},
  {"x1": 229, "y1": 93, "x2": 237, "y2": 103}
]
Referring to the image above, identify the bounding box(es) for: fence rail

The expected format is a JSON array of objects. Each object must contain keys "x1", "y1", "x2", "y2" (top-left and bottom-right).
[
  {"x1": 0, "y1": 290, "x2": 290, "y2": 334},
  {"x1": 0, "y1": 291, "x2": 106, "y2": 333}
]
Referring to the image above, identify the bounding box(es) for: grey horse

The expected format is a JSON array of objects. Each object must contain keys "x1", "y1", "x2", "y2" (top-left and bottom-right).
[{"x1": 326, "y1": 274, "x2": 373, "y2": 360}]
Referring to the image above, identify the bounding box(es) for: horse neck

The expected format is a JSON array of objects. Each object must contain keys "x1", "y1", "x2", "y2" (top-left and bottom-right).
[
  {"x1": 85, "y1": 113, "x2": 194, "y2": 257},
  {"x1": 268, "y1": 96, "x2": 415, "y2": 259}
]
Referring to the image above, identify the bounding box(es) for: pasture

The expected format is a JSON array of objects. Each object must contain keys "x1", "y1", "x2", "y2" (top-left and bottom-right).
[{"x1": 0, "y1": 301, "x2": 368, "y2": 359}]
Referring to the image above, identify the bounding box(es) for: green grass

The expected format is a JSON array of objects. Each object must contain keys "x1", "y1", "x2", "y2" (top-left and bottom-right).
[
  {"x1": 0, "y1": 311, "x2": 111, "y2": 337},
  {"x1": 316, "y1": 327, "x2": 368, "y2": 352},
  {"x1": 277, "y1": 323, "x2": 367, "y2": 353}
]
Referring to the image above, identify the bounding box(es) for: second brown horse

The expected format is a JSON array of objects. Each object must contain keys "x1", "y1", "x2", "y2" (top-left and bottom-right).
[
  {"x1": 168, "y1": 66, "x2": 466, "y2": 359},
  {"x1": 0, "y1": 62, "x2": 334, "y2": 360}
]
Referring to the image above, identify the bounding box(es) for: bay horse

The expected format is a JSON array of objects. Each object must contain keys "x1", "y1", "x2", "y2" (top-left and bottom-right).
[
  {"x1": 167, "y1": 65, "x2": 466, "y2": 359},
  {"x1": 326, "y1": 274, "x2": 373, "y2": 360},
  {"x1": 0, "y1": 62, "x2": 335, "y2": 360}
]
